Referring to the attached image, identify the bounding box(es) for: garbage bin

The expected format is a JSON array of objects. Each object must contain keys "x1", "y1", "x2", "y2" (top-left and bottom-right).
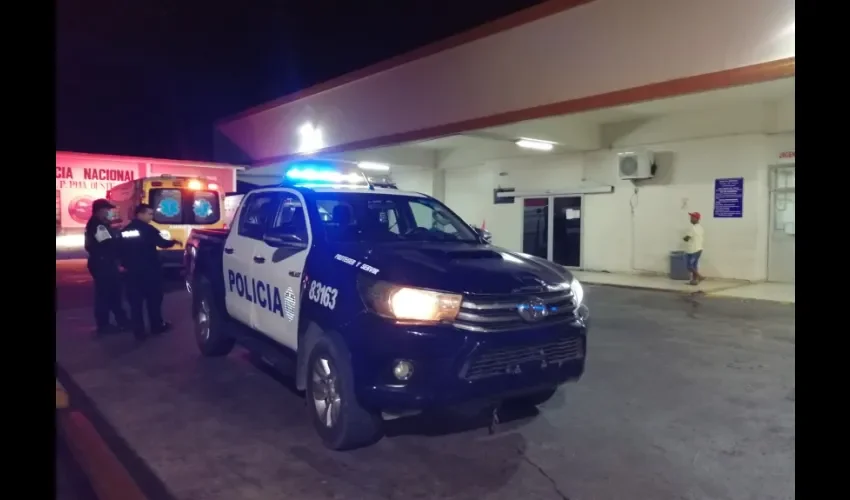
[{"x1": 669, "y1": 251, "x2": 691, "y2": 281}]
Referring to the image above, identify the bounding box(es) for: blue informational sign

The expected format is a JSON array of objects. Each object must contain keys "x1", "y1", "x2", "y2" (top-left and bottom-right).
[{"x1": 714, "y1": 177, "x2": 744, "y2": 218}]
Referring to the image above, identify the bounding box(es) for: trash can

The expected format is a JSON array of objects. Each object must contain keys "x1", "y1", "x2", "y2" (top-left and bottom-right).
[{"x1": 669, "y1": 251, "x2": 691, "y2": 281}]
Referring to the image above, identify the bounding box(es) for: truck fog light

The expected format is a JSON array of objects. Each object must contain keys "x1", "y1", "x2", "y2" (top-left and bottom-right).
[
  {"x1": 392, "y1": 360, "x2": 414, "y2": 381},
  {"x1": 577, "y1": 304, "x2": 590, "y2": 321}
]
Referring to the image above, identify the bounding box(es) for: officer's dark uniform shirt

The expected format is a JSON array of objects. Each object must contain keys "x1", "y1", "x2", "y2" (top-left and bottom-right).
[
  {"x1": 120, "y1": 219, "x2": 177, "y2": 274},
  {"x1": 84, "y1": 216, "x2": 121, "y2": 267}
]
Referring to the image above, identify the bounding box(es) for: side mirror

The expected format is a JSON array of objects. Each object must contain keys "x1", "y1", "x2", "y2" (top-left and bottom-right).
[
  {"x1": 263, "y1": 229, "x2": 306, "y2": 248},
  {"x1": 472, "y1": 226, "x2": 492, "y2": 243}
]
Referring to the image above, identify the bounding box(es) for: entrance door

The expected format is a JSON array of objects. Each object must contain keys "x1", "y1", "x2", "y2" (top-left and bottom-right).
[
  {"x1": 521, "y1": 195, "x2": 583, "y2": 267},
  {"x1": 522, "y1": 198, "x2": 549, "y2": 260},
  {"x1": 553, "y1": 196, "x2": 582, "y2": 267},
  {"x1": 767, "y1": 165, "x2": 795, "y2": 283}
]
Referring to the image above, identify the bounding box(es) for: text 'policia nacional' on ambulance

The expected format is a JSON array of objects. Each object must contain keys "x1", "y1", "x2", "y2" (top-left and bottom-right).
[{"x1": 184, "y1": 161, "x2": 590, "y2": 450}]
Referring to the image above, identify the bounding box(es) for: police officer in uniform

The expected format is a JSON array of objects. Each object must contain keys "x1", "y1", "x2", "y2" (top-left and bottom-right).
[
  {"x1": 120, "y1": 203, "x2": 182, "y2": 339},
  {"x1": 84, "y1": 199, "x2": 129, "y2": 335}
]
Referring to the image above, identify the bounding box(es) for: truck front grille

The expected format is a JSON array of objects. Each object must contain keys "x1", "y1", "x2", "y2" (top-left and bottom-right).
[
  {"x1": 454, "y1": 289, "x2": 578, "y2": 333},
  {"x1": 460, "y1": 336, "x2": 584, "y2": 381}
]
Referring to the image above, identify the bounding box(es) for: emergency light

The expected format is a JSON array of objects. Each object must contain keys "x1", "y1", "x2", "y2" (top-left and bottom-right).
[{"x1": 284, "y1": 162, "x2": 369, "y2": 188}]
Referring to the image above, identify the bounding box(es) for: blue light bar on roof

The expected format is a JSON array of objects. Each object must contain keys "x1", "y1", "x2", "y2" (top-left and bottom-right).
[{"x1": 284, "y1": 166, "x2": 367, "y2": 186}]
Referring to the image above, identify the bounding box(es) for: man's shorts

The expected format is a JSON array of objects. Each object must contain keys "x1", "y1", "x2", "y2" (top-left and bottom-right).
[{"x1": 686, "y1": 250, "x2": 702, "y2": 271}]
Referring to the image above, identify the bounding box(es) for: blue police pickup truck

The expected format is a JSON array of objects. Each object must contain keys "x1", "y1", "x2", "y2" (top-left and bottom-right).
[{"x1": 184, "y1": 164, "x2": 589, "y2": 450}]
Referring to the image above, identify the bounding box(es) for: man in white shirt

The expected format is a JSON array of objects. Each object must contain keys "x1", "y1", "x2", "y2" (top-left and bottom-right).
[{"x1": 683, "y1": 212, "x2": 705, "y2": 285}]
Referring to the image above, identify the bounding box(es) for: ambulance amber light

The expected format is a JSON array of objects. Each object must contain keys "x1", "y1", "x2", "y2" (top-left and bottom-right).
[{"x1": 187, "y1": 180, "x2": 203, "y2": 190}]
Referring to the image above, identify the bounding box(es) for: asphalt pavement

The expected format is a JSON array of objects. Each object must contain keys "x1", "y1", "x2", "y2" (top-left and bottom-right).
[{"x1": 56, "y1": 259, "x2": 795, "y2": 500}]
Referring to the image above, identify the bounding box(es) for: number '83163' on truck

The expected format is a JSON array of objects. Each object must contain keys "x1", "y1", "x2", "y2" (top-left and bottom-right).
[{"x1": 183, "y1": 165, "x2": 589, "y2": 450}]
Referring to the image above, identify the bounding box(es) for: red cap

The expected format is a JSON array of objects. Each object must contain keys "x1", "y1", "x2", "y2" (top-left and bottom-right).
[{"x1": 688, "y1": 212, "x2": 701, "y2": 220}]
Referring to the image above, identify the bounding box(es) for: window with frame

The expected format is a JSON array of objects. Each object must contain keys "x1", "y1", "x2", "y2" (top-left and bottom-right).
[
  {"x1": 150, "y1": 189, "x2": 183, "y2": 225},
  {"x1": 772, "y1": 166, "x2": 795, "y2": 233},
  {"x1": 238, "y1": 192, "x2": 281, "y2": 240},
  {"x1": 268, "y1": 195, "x2": 309, "y2": 243},
  {"x1": 311, "y1": 192, "x2": 476, "y2": 243},
  {"x1": 190, "y1": 190, "x2": 221, "y2": 224}
]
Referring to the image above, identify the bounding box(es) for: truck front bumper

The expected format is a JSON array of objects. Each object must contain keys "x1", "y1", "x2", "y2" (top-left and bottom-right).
[{"x1": 346, "y1": 307, "x2": 589, "y2": 413}]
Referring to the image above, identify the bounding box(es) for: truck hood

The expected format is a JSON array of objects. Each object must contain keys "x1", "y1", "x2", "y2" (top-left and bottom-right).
[{"x1": 335, "y1": 242, "x2": 574, "y2": 295}]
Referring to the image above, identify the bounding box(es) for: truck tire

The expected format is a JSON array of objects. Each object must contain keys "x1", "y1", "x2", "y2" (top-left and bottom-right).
[
  {"x1": 306, "y1": 336, "x2": 382, "y2": 450},
  {"x1": 506, "y1": 387, "x2": 559, "y2": 408},
  {"x1": 194, "y1": 280, "x2": 235, "y2": 357}
]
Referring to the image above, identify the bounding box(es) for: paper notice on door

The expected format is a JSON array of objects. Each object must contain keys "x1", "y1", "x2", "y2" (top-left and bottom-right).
[
  {"x1": 784, "y1": 222, "x2": 795, "y2": 235},
  {"x1": 565, "y1": 208, "x2": 581, "y2": 220}
]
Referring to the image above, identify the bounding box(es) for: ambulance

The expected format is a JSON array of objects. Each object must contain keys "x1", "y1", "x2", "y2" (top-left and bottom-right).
[{"x1": 107, "y1": 175, "x2": 224, "y2": 268}]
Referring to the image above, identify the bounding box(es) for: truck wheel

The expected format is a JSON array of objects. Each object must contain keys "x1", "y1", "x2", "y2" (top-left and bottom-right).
[
  {"x1": 306, "y1": 337, "x2": 382, "y2": 450},
  {"x1": 506, "y1": 387, "x2": 559, "y2": 408},
  {"x1": 194, "y1": 283, "x2": 235, "y2": 357}
]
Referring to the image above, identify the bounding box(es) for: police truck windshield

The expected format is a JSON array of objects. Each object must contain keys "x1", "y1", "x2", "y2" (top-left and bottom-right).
[
  {"x1": 311, "y1": 192, "x2": 478, "y2": 244},
  {"x1": 150, "y1": 188, "x2": 221, "y2": 225}
]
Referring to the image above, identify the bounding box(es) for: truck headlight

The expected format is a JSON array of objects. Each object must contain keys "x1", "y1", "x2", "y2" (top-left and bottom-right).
[
  {"x1": 571, "y1": 278, "x2": 584, "y2": 305},
  {"x1": 360, "y1": 280, "x2": 462, "y2": 323}
]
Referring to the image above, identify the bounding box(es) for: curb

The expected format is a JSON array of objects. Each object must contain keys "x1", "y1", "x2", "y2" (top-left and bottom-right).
[
  {"x1": 583, "y1": 281, "x2": 735, "y2": 296},
  {"x1": 57, "y1": 410, "x2": 148, "y2": 500},
  {"x1": 584, "y1": 281, "x2": 794, "y2": 305},
  {"x1": 56, "y1": 380, "x2": 69, "y2": 409},
  {"x1": 55, "y1": 370, "x2": 176, "y2": 500}
]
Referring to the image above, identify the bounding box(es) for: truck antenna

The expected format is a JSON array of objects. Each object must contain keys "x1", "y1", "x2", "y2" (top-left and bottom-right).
[{"x1": 362, "y1": 172, "x2": 376, "y2": 191}]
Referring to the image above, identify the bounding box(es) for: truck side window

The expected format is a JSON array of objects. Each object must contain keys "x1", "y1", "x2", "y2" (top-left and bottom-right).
[
  {"x1": 269, "y1": 197, "x2": 309, "y2": 242},
  {"x1": 238, "y1": 192, "x2": 281, "y2": 240}
]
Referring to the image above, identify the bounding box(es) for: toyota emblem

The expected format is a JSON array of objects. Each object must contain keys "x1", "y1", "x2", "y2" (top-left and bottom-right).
[{"x1": 517, "y1": 297, "x2": 549, "y2": 322}]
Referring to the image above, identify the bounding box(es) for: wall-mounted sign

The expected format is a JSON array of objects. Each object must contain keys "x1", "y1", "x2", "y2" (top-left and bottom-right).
[
  {"x1": 493, "y1": 187, "x2": 516, "y2": 204},
  {"x1": 713, "y1": 177, "x2": 744, "y2": 218},
  {"x1": 56, "y1": 163, "x2": 142, "y2": 229},
  {"x1": 778, "y1": 151, "x2": 795, "y2": 164}
]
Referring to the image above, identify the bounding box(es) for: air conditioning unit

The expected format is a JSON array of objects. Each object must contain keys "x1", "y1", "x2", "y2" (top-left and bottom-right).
[{"x1": 618, "y1": 151, "x2": 656, "y2": 180}]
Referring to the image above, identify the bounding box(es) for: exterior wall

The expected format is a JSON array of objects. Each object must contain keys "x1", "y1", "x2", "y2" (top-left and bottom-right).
[
  {"x1": 427, "y1": 99, "x2": 794, "y2": 281},
  {"x1": 392, "y1": 167, "x2": 441, "y2": 198},
  {"x1": 218, "y1": 0, "x2": 795, "y2": 162}
]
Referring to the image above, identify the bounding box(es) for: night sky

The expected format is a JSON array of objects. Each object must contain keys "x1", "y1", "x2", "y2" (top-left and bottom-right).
[{"x1": 56, "y1": 0, "x2": 544, "y2": 162}]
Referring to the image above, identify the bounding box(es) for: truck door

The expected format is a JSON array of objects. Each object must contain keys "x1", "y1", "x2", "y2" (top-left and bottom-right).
[
  {"x1": 251, "y1": 189, "x2": 312, "y2": 351},
  {"x1": 224, "y1": 191, "x2": 283, "y2": 328}
]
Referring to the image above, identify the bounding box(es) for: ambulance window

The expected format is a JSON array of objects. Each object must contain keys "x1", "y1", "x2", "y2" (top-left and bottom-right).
[
  {"x1": 150, "y1": 189, "x2": 183, "y2": 225},
  {"x1": 191, "y1": 191, "x2": 220, "y2": 224},
  {"x1": 238, "y1": 192, "x2": 281, "y2": 240}
]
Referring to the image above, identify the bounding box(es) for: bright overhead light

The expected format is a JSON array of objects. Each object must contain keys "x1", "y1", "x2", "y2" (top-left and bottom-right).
[
  {"x1": 515, "y1": 138, "x2": 556, "y2": 151},
  {"x1": 357, "y1": 161, "x2": 390, "y2": 171},
  {"x1": 297, "y1": 122, "x2": 324, "y2": 154}
]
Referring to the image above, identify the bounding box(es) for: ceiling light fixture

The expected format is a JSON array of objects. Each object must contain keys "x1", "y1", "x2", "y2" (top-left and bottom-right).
[
  {"x1": 357, "y1": 161, "x2": 390, "y2": 171},
  {"x1": 297, "y1": 123, "x2": 324, "y2": 154},
  {"x1": 515, "y1": 138, "x2": 556, "y2": 151}
]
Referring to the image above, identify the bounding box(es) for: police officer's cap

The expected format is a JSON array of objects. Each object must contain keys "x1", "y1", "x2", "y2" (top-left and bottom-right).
[{"x1": 91, "y1": 199, "x2": 115, "y2": 212}]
